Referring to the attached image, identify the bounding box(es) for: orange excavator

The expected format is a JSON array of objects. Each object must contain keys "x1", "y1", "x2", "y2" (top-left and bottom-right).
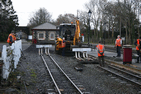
[{"x1": 55, "y1": 20, "x2": 82, "y2": 54}]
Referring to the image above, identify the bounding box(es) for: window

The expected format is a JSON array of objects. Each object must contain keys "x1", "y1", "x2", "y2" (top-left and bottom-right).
[
  {"x1": 49, "y1": 31, "x2": 55, "y2": 40},
  {"x1": 39, "y1": 33, "x2": 44, "y2": 38},
  {"x1": 37, "y1": 31, "x2": 46, "y2": 40}
]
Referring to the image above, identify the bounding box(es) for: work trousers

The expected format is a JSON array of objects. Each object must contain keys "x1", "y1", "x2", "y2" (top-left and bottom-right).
[
  {"x1": 136, "y1": 50, "x2": 141, "y2": 63},
  {"x1": 116, "y1": 46, "x2": 121, "y2": 57},
  {"x1": 62, "y1": 47, "x2": 65, "y2": 56},
  {"x1": 98, "y1": 56, "x2": 104, "y2": 67},
  {"x1": 9, "y1": 43, "x2": 13, "y2": 46}
]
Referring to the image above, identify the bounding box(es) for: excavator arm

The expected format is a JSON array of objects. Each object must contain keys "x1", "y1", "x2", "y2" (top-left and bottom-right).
[{"x1": 73, "y1": 20, "x2": 80, "y2": 45}]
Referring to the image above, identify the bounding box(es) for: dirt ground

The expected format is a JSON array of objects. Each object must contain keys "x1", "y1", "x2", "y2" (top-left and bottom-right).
[{"x1": 0, "y1": 43, "x2": 141, "y2": 94}]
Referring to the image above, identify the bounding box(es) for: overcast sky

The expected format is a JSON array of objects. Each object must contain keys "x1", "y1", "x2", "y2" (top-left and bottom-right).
[{"x1": 12, "y1": 0, "x2": 89, "y2": 26}]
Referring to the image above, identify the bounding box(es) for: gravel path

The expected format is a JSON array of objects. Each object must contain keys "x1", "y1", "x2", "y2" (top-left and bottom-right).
[
  {"x1": 52, "y1": 52, "x2": 141, "y2": 94},
  {"x1": 0, "y1": 43, "x2": 141, "y2": 94}
]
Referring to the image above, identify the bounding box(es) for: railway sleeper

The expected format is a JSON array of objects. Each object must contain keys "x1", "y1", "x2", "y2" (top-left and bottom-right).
[
  {"x1": 72, "y1": 47, "x2": 91, "y2": 61},
  {"x1": 37, "y1": 48, "x2": 50, "y2": 55},
  {"x1": 75, "y1": 51, "x2": 92, "y2": 61},
  {"x1": 75, "y1": 51, "x2": 98, "y2": 64},
  {"x1": 36, "y1": 45, "x2": 52, "y2": 55}
]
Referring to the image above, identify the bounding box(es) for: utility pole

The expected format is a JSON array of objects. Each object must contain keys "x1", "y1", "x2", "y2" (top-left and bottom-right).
[
  {"x1": 77, "y1": 10, "x2": 79, "y2": 19},
  {"x1": 138, "y1": 1, "x2": 140, "y2": 38},
  {"x1": 88, "y1": 10, "x2": 92, "y2": 47},
  {"x1": 88, "y1": 18, "x2": 90, "y2": 46},
  {"x1": 120, "y1": 16, "x2": 121, "y2": 37}
]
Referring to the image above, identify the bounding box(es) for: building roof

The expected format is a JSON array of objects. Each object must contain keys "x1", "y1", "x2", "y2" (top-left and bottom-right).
[{"x1": 32, "y1": 22, "x2": 56, "y2": 30}]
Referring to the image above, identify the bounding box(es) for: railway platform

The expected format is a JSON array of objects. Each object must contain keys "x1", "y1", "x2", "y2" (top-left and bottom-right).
[{"x1": 87, "y1": 44, "x2": 141, "y2": 74}]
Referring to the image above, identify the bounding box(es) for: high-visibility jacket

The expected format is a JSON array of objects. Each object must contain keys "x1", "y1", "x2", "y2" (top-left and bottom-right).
[
  {"x1": 13, "y1": 35, "x2": 16, "y2": 41},
  {"x1": 97, "y1": 44, "x2": 104, "y2": 56},
  {"x1": 136, "y1": 39, "x2": 140, "y2": 50},
  {"x1": 7, "y1": 34, "x2": 14, "y2": 43},
  {"x1": 115, "y1": 38, "x2": 122, "y2": 47},
  {"x1": 62, "y1": 40, "x2": 66, "y2": 48}
]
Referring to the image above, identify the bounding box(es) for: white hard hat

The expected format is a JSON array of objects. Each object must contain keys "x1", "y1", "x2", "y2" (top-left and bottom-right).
[{"x1": 117, "y1": 35, "x2": 120, "y2": 37}]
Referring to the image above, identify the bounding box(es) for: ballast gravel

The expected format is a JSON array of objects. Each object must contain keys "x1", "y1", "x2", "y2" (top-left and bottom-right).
[{"x1": 7, "y1": 44, "x2": 141, "y2": 94}]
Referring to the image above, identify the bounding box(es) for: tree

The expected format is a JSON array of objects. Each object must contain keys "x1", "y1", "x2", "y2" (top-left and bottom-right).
[
  {"x1": 54, "y1": 13, "x2": 77, "y2": 26},
  {"x1": 84, "y1": 0, "x2": 110, "y2": 42},
  {"x1": 0, "y1": 0, "x2": 18, "y2": 41},
  {"x1": 53, "y1": 13, "x2": 85, "y2": 40},
  {"x1": 84, "y1": 0, "x2": 140, "y2": 44},
  {"x1": 76, "y1": 10, "x2": 91, "y2": 41},
  {"x1": 100, "y1": 1, "x2": 138, "y2": 44},
  {"x1": 27, "y1": 8, "x2": 52, "y2": 27}
]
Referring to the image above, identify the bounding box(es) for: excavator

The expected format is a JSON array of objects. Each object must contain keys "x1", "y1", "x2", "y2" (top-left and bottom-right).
[{"x1": 55, "y1": 20, "x2": 83, "y2": 54}]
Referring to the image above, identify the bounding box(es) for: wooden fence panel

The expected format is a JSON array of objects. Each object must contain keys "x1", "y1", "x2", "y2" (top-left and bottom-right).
[{"x1": 2, "y1": 40, "x2": 22, "y2": 79}]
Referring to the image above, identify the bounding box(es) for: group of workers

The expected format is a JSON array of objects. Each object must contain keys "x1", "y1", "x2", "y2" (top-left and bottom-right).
[
  {"x1": 7, "y1": 30, "x2": 141, "y2": 66},
  {"x1": 98, "y1": 35, "x2": 141, "y2": 67},
  {"x1": 114, "y1": 35, "x2": 141, "y2": 64},
  {"x1": 96, "y1": 35, "x2": 141, "y2": 66},
  {"x1": 61, "y1": 34, "x2": 141, "y2": 67},
  {"x1": 7, "y1": 30, "x2": 16, "y2": 46},
  {"x1": 96, "y1": 34, "x2": 141, "y2": 67}
]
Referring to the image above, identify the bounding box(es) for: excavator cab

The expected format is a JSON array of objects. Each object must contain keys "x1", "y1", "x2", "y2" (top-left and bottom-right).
[
  {"x1": 55, "y1": 23, "x2": 76, "y2": 54},
  {"x1": 59, "y1": 23, "x2": 76, "y2": 41}
]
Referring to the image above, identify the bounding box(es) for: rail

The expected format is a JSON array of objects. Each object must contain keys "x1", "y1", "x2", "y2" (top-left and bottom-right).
[
  {"x1": 97, "y1": 64, "x2": 141, "y2": 87},
  {"x1": 41, "y1": 55, "x2": 61, "y2": 94},
  {"x1": 41, "y1": 52, "x2": 84, "y2": 93},
  {"x1": 49, "y1": 54, "x2": 83, "y2": 94}
]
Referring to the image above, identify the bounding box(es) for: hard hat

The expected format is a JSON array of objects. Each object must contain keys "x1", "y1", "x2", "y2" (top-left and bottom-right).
[
  {"x1": 63, "y1": 37, "x2": 65, "y2": 40},
  {"x1": 117, "y1": 35, "x2": 120, "y2": 38}
]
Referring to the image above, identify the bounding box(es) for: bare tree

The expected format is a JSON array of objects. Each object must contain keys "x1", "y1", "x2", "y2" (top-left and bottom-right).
[
  {"x1": 85, "y1": 0, "x2": 103, "y2": 41},
  {"x1": 103, "y1": 1, "x2": 137, "y2": 44},
  {"x1": 27, "y1": 8, "x2": 52, "y2": 27},
  {"x1": 54, "y1": 13, "x2": 77, "y2": 26},
  {"x1": 84, "y1": 0, "x2": 139, "y2": 44}
]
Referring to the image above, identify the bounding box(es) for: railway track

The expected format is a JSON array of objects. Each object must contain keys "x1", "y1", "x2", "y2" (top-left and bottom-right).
[
  {"x1": 97, "y1": 63, "x2": 141, "y2": 88},
  {"x1": 87, "y1": 54, "x2": 141, "y2": 88},
  {"x1": 41, "y1": 53, "x2": 88, "y2": 94}
]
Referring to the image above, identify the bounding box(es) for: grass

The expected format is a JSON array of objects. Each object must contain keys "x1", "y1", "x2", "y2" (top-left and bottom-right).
[{"x1": 30, "y1": 69, "x2": 37, "y2": 78}]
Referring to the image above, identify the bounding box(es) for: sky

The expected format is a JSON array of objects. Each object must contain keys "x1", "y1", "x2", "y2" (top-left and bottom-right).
[{"x1": 11, "y1": 0, "x2": 89, "y2": 26}]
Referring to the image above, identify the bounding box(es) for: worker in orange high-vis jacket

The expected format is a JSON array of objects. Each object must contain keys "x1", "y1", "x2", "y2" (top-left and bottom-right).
[
  {"x1": 7, "y1": 30, "x2": 15, "y2": 46},
  {"x1": 96, "y1": 41, "x2": 105, "y2": 67},
  {"x1": 115, "y1": 35, "x2": 122, "y2": 57},
  {"x1": 13, "y1": 33, "x2": 16, "y2": 41},
  {"x1": 134, "y1": 36, "x2": 141, "y2": 63},
  {"x1": 62, "y1": 37, "x2": 66, "y2": 56}
]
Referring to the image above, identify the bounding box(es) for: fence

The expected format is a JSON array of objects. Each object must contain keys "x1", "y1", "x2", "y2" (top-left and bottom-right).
[
  {"x1": 84, "y1": 37, "x2": 136, "y2": 45},
  {"x1": 2, "y1": 40, "x2": 22, "y2": 79}
]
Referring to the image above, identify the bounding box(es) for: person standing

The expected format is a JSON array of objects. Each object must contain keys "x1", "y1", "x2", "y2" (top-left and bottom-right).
[
  {"x1": 7, "y1": 30, "x2": 15, "y2": 46},
  {"x1": 96, "y1": 41, "x2": 105, "y2": 67},
  {"x1": 134, "y1": 37, "x2": 141, "y2": 63},
  {"x1": 62, "y1": 37, "x2": 66, "y2": 56},
  {"x1": 115, "y1": 35, "x2": 122, "y2": 57},
  {"x1": 13, "y1": 33, "x2": 16, "y2": 41}
]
